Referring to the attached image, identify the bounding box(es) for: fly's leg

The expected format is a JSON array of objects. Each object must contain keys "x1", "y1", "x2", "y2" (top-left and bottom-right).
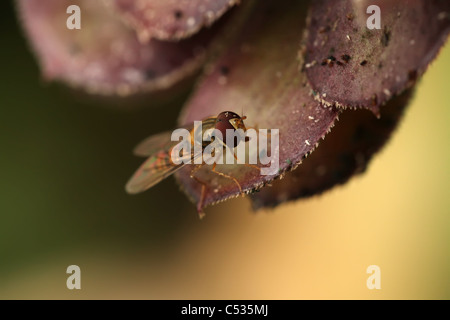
[
  {"x1": 243, "y1": 127, "x2": 272, "y2": 172},
  {"x1": 244, "y1": 163, "x2": 262, "y2": 172},
  {"x1": 190, "y1": 165, "x2": 207, "y2": 219},
  {"x1": 211, "y1": 163, "x2": 243, "y2": 196},
  {"x1": 232, "y1": 152, "x2": 261, "y2": 173}
]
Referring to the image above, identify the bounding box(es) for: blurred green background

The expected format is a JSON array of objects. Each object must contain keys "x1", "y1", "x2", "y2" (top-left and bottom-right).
[{"x1": 1, "y1": 1, "x2": 449, "y2": 299}]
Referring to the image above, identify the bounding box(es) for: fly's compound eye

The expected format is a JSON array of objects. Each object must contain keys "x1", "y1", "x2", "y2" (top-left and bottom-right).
[{"x1": 215, "y1": 111, "x2": 246, "y2": 149}]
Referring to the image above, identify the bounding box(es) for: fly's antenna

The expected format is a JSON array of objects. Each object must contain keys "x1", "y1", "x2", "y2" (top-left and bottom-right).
[{"x1": 240, "y1": 106, "x2": 247, "y2": 124}]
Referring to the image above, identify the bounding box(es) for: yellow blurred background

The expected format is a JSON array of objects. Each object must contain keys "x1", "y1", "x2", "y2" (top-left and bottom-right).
[{"x1": 0, "y1": 2, "x2": 449, "y2": 299}]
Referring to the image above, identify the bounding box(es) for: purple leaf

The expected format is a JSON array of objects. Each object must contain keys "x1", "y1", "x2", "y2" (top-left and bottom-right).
[
  {"x1": 175, "y1": 0, "x2": 339, "y2": 213},
  {"x1": 304, "y1": 0, "x2": 449, "y2": 114},
  {"x1": 17, "y1": 0, "x2": 225, "y2": 96},
  {"x1": 251, "y1": 89, "x2": 412, "y2": 209},
  {"x1": 109, "y1": 0, "x2": 241, "y2": 42}
]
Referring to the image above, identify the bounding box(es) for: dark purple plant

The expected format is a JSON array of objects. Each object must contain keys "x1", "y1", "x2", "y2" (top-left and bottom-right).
[{"x1": 17, "y1": 0, "x2": 450, "y2": 214}]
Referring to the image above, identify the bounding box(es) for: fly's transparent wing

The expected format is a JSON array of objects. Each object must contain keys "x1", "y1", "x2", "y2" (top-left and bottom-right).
[
  {"x1": 133, "y1": 130, "x2": 185, "y2": 157},
  {"x1": 126, "y1": 150, "x2": 184, "y2": 194},
  {"x1": 126, "y1": 117, "x2": 217, "y2": 193},
  {"x1": 133, "y1": 117, "x2": 216, "y2": 157}
]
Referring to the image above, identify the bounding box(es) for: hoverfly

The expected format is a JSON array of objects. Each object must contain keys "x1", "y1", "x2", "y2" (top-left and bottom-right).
[{"x1": 126, "y1": 111, "x2": 261, "y2": 214}]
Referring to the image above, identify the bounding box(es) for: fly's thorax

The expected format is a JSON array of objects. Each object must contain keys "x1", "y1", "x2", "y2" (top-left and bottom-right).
[{"x1": 191, "y1": 120, "x2": 211, "y2": 148}]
